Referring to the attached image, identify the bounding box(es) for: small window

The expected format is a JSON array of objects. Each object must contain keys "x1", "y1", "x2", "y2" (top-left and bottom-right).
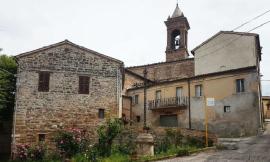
[
  {"x1": 133, "y1": 95, "x2": 139, "y2": 105},
  {"x1": 156, "y1": 90, "x2": 161, "y2": 100},
  {"x1": 38, "y1": 134, "x2": 46, "y2": 142},
  {"x1": 176, "y1": 87, "x2": 183, "y2": 98},
  {"x1": 224, "y1": 106, "x2": 231, "y2": 113},
  {"x1": 38, "y1": 72, "x2": 50, "y2": 92},
  {"x1": 98, "y1": 109, "x2": 105, "y2": 119},
  {"x1": 195, "y1": 85, "x2": 203, "y2": 97},
  {"x1": 267, "y1": 104, "x2": 270, "y2": 110},
  {"x1": 79, "y1": 76, "x2": 90, "y2": 94},
  {"x1": 136, "y1": 116, "x2": 141, "y2": 122},
  {"x1": 236, "y1": 79, "x2": 245, "y2": 93}
]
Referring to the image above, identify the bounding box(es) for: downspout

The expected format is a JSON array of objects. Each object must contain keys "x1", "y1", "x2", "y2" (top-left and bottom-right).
[
  {"x1": 188, "y1": 79, "x2": 191, "y2": 129},
  {"x1": 11, "y1": 60, "x2": 19, "y2": 159}
]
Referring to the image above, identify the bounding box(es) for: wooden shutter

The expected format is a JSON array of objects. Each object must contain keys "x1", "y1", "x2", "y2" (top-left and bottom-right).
[
  {"x1": 79, "y1": 76, "x2": 90, "y2": 94},
  {"x1": 38, "y1": 72, "x2": 50, "y2": 92}
]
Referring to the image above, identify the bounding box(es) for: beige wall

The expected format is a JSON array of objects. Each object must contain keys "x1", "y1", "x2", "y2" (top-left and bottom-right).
[
  {"x1": 263, "y1": 98, "x2": 270, "y2": 119},
  {"x1": 194, "y1": 33, "x2": 258, "y2": 75},
  {"x1": 127, "y1": 70, "x2": 261, "y2": 137}
]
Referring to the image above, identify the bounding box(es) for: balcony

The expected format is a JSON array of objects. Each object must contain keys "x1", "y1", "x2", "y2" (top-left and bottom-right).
[{"x1": 148, "y1": 96, "x2": 188, "y2": 110}]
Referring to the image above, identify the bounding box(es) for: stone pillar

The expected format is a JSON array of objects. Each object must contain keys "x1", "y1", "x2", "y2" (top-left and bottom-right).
[{"x1": 136, "y1": 133, "x2": 154, "y2": 156}]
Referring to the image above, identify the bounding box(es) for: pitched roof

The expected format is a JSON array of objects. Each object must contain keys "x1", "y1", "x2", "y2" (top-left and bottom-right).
[
  {"x1": 191, "y1": 31, "x2": 260, "y2": 55},
  {"x1": 125, "y1": 69, "x2": 154, "y2": 83},
  {"x1": 15, "y1": 39, "x2": 123, "y2": 64},
  {"x1": 263, "y1": 96, "x2": 270, "y2": 100},
  {"x1": 171, "y1": 4, "x2": 183, "y2": 18},
  {"x1": 126, "y1": 58, "x2": 194, "y2": 69}
]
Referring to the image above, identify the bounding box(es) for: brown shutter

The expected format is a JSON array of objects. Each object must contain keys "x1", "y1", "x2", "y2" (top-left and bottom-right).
[
  {"x1": 38, "y1": 72, "x2": 50, "y2": 92},
  {"x1": 79, "y1": 76, "x2": 90, "y2": 94}
]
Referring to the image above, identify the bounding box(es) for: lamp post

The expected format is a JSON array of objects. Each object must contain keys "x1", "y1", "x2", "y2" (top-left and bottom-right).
[{"x1": 143, "y1": 68, "x2": 148, "y2": 129}]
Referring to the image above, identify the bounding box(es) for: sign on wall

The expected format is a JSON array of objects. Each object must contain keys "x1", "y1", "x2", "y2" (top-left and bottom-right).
[{"x1": 206, "y1": 98, "x2": 215, "y2": 107}]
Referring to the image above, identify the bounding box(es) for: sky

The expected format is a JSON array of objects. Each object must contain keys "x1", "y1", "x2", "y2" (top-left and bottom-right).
[{"x1": 0, "y1": 0, "x2": 269, "y2": 95}]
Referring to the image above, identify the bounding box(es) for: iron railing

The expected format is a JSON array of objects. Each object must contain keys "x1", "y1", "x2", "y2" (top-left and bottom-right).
[{"x1": 148, "y1": 96, "x2": 188, "y2": 110}]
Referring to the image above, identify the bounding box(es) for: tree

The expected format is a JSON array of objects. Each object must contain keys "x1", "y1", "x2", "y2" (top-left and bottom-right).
[{"x1": 0, "y1": 54, "x2": 17, "y2": 120}]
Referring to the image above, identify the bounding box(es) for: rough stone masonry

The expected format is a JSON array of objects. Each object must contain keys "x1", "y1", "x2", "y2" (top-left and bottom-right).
[{"x1": 13, "y1": 40, "x2": 123, "y2": 149}]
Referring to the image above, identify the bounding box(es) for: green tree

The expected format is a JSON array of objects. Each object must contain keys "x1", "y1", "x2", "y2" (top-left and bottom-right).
[{"x1": 0, "y1": 54, "x2": 17, "y2": 120}]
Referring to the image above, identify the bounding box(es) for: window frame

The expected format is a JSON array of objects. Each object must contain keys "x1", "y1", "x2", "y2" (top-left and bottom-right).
[
  {"x1": 176, "y1": 87, "x2": 183, "y2": 98},
  {"x1": 98, "y1": 109, "x2": 105, "y2": 119},
  {"x1": 136, "y1": 116, "x2": 141, "y2": 123},
  {"x1": 224, "y1": 106, "x2": 231, "y2": 113},
  {"x1": 79, "y1": 76, "x2": 90, "y2": 94},
  {"x1": 38, "y1": 71, "x2": 50, "y2": 92},
  {"x1": 195, "y1": 85, "x2": 203, "y2": 97},
  {"x1": 133, "y1": 95, "x2": 139, "y2": 105},
  {"x1": 155, "y1": 90, "x2": 161, "y2": 100},
  {"x1": 236, "y1": 79, "x2": 245, "y2": 93},
  {"x1": 38, "y1": 133, "x2": 46, "y2": 142}
]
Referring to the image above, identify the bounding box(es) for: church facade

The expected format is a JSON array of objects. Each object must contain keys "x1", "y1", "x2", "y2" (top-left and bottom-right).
[{"x1": 123, "y1": 4, "x2": 263, "y2": 137}]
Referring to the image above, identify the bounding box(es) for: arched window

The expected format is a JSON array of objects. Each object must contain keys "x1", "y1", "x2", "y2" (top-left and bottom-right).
[{"x1": 171, "y1": 30, "x2": 181, "y2": 50}]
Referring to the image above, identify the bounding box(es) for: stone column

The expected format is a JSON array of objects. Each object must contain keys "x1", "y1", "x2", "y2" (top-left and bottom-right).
[{"x1": 136, "y1": 133, "x2": 154, "y2": 156}]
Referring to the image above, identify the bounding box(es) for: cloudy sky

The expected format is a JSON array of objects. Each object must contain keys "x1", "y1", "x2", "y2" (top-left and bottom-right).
[{"x1": 0, "y1": 0, "x2": 269, "y2": 95}]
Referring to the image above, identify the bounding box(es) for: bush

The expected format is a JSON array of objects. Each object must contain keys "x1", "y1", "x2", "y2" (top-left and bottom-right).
[
  {"x1": 15, "y1": 144, "x2": 30, "y2": 161},
  {"x1": 54, "y1": 128, "x2": 88, "y2": 158},
  {"x1": 97, "y1": 119, "x2": 123, "y2": 157},
  {"x1": 28, "y1": 144, "x2": 46, "y2": 161},
  {"x1": 154, "y1": 129, "x2": 183, "y2": 154},
  {"x1": 14, "y1": 143, "x2": 46, "y2": 161},
  {"x1": 176, "y1": 148, "x2": 190, "y2": 157},
  {"x1": 115, "y1": 130, "x2": 136, "y2": 155},
  {"x1": 185, "y1": 136, "x2": 214, "y2": 148}
]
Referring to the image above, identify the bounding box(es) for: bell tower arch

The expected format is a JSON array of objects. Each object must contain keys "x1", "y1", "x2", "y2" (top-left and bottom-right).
[{"x1": 165, "y1": 3, "x2": 190, "y2": 62}]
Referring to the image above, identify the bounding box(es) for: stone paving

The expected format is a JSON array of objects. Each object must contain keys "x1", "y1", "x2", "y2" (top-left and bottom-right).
[{"x1": 157, "y1": 123, "x2": 270, "y2": 162}]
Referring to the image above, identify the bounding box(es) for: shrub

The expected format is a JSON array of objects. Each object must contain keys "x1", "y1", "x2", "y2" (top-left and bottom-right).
[
  {"x1": 115, "y1": 130, "x2": 136, "y2": 155},
  {"x1": 54, "y1": 128, "x2": 88, "y2": 158},
  {"x1": 154, "y1": 129, "x2": 183, "y2": 154},
  {"x1": 176, "y1": 148, "x2": 190, "y2": 157},
  {"x1": 97, "y1": 119, "x2": 123, "y2": 157},
  {"x1": 14, "y1": 143, "x2": 46, "y2": 161},
  {"x1": 15, "y1": 144, "x2": 30, "y2": 161},
  {"x1": 28, "y1": 144, "x2": 47, "y2": 161}
]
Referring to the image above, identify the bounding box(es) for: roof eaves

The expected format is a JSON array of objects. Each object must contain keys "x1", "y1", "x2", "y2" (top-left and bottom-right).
[{"x1": 15, "y1": 40, "x2": 123, "y2": 64}]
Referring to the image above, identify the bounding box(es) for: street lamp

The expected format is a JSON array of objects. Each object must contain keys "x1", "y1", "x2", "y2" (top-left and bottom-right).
[{"x1": 143, "y1": 68, "x2": 148, "y2": 129}]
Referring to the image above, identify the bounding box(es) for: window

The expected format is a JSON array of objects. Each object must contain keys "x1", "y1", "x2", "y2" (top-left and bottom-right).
[
  {"x1": 160, "y1": 115, "x2": 178, "y2": 127},
  {"x1": 236, "y1": 79, "x2": 245, "y2": 93},
  {"x1": 195, "y1": 85, "x2": 203, "y2": 97},
  {"x1": 156, "y1": 90, "x2": 161, "y2": 100},
  {"x1": 224, "y1": 106, "x2": 231, "y2": 113},
  {"x1": 176, "y1": 87, "x2": 183, "y2": 98},
  {"x1": 171, "y1": 30, "x2": 181, "y2": 50},
  {"x1": 38, "y1": 72, "x2": 50, "y2": 92},
  {"x1": 267, "y1": 104, "x2": 270, "y2": 110},
  {"x1": 136, "y1": 116, "x2": 141, "y2": 122},
  {"x1": 133, "y1": 95, "x2": 139, "y2": 105},
  {"x1": 79, "y1": 76, "x2": 90, "y2": 94},
  {"x1": 38, "y1": 134, "x2": 46, "y2": 142},
  {"x1": 98, "y1": 109, "x2": 105, "y2": 119}
]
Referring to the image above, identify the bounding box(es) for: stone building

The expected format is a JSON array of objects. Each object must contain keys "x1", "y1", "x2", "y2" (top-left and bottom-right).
[
  {"x1": 262, "y1": 96, "x2": 270, "y2": 119},
  {"x1": 123, "y1": 4, "x2": 263, "y2": 137},
  {"x1": 12, "y1": 40, "x2": 123, "y2": 150}
]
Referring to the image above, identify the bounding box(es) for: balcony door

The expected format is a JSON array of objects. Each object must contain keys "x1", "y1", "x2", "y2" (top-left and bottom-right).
[{"x1": 160, "y1": 114, "x2": 178, "y2": 127}]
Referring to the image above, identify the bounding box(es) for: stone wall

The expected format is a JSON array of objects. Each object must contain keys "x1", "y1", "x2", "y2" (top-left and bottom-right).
[
  {"x1": 126, "y1": 58, "x2": 194, "y2": 81},
  {"x1": 14, "y1": 42, "x2": 123, "y2": 149}
]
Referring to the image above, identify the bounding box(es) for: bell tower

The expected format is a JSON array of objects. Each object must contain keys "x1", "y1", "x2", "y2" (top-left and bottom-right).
[{"x1": 165, "y1": 3, "x2": 190, "y2": 62}]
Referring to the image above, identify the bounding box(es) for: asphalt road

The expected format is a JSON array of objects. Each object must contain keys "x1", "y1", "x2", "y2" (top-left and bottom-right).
[{"x1": 157, "y1": 123, "x2": 270, "y2": 162}]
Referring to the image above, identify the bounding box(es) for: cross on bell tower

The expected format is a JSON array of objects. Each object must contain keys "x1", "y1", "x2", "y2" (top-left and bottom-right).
[{"x1": 165, "y1": 3, "x2": 190, "y2": 62}]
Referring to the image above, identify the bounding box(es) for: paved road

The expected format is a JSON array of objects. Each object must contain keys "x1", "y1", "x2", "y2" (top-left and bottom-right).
[{"x1": 157, "y1": 123, "x2": 270, "y2": 162}]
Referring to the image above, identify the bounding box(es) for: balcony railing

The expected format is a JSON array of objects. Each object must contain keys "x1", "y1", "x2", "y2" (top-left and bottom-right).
[{"x1": 148, "y1": 96, "x2": 188, "y2": 110}]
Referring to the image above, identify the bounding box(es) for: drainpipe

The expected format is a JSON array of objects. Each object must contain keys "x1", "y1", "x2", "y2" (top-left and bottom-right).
[{"x1": 188, "y1": 79, "x2": 191, "y2": 129}]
